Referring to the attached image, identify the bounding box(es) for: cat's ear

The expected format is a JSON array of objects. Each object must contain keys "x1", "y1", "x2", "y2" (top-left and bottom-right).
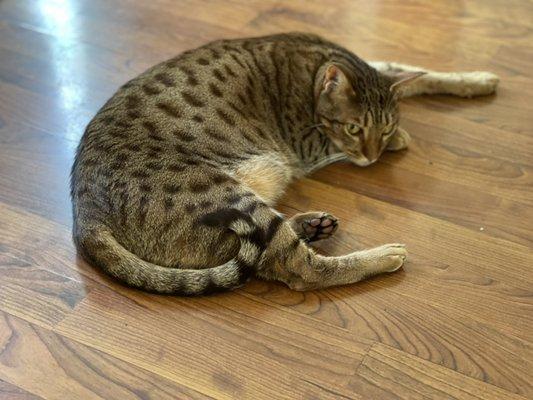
[
  {"x1": 322, "y1": 64, "x2": 352, "y2": 94},
  {"x1": 315, "y1": 63, "x2": 358, "y2": 120},
  {"x1": 389, "y1": 71, "x2": 426, "y2": 93}
]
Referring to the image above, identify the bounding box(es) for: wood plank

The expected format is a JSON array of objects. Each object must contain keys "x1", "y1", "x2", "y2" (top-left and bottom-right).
[
  {"x1": 0, "y1": 122, "x2": 74, "y2": 226},
  {"x1": 356, "y1": 343, "x2": 528, "y2": 400},
  {"x1": 2, "y1": 0, "x2": 530, "y2": 79},
  {"x1": 311, "y1": 161, "x2": 533, "y2": 248},
  {"x1": 0, "y1": 312, "x2": 211, "y2": 400},
  {"x1": 0, "y1": 29, "x2": 119, "y2": 107},
  {"x1": 0, "y1": 380, "x2": 43, "y2": 400},
  {"x1": 385, "y1": 134, "x2": 533, "y2": 207},
  {"x1": 406, "y1": 77, "x2": 533, "y2": 137},
  {"x1": 244, "y1": 280, "x2": 533, "y2": 397},
  {"x1": 0, "y1": 273, "x2": 85, "y2": 330},
  {"x1": 0, "y1": 80, "x2": 92, "y2": 146},
  {"x1": 0, "y1": 0, "x2": 238, "y2": 61},
  {"x1": 0, "y1": 20, "x2": 147, "y2": 104},
  {"x1": 401, "y1": 101, "x2": 533, "y2": 166},
  {"x1": 54, "y1": 287, "x2": 375, "y2": 400}
]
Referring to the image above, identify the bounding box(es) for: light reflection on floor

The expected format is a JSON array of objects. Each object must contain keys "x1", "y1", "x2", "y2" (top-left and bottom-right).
[{"x1": 38, "y1": 0, "x2": 89, "y2": 146}]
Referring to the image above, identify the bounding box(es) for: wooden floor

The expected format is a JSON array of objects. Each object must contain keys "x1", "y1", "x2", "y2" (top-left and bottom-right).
[{"x1": 0, "y1": 0, "x2": 532, "y2": 399}]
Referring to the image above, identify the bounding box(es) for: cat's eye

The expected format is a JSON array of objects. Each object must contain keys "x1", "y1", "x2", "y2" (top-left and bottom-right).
[{"x1": 345, "y1": 123, "x2": 361, "y2": 135}]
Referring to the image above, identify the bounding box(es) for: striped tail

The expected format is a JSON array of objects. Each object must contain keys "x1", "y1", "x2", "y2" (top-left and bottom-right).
[{"x1": 75, "y1": 208, "x2": 281, "y2": 295}]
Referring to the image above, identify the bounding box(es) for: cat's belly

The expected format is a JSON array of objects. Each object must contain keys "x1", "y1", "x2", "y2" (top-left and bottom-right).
[{"x1": 231, "y1": 153, "x2": 296, "y2": 206}]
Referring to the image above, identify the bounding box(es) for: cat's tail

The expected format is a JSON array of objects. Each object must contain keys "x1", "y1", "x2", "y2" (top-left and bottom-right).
[{"x1": 74, "y1": 209, "x2": 277, "y2": 295}]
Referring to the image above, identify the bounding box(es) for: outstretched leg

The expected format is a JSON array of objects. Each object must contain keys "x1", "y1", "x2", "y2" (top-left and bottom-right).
[
  {"x1": 281, "y1": 241, "x2": 406, "y2": 290},
  {"x1": 369, "y1": 61, "x2": 499, "y2": 98},
  {"x1": 255, "y1": 209, "x2": 406, "y2": 291},
  {"x1": 287, "y1": 211, "x2": 338, "y2": 242}
]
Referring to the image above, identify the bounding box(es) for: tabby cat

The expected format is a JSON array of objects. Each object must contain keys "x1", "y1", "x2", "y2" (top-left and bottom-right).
[{"x1": 71, "y1": 33, "x2": 498, "y2": 295}]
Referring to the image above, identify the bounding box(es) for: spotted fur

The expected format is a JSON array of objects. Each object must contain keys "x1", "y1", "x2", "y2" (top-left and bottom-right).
[{"x1": 71, "y1": 33, "x2": 498, "y2": 295}]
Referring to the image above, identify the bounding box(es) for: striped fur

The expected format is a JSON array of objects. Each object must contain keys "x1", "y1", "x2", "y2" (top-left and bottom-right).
[
  {"x1": 76, "y1": 209, "x2": 280, "y2": 295},
  {"x1": 71, "y1": 33, "x2": 498, "y2": 295}
]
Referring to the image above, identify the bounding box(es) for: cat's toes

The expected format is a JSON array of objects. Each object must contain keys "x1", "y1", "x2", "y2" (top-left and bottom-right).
[
  {"x1": 387, "y1": 127, "x2": 411, "y2": 151},
  {"x1": 373, "y1": 243, "x2": 408, "y2": 272},
  {"x1": 463, "y1": 71, "x2": 500, "y2": 97},
  {"x1": 300, "y1": 213, "x2": 339, "y2": 242}
]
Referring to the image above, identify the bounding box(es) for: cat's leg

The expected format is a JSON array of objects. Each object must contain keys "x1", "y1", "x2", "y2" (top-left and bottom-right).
[
  {"x1": 386, "y1": 126, "x2": 411, "y2": 151},
  {"x1": 287, "y1": 212, "x2": 338, "y2": 242},
  {"x1": 282, "y1": 241, "x2": 406, "y2": 290},
  {"x1": 266, "y1": 228, "x2": 406, "y2": 290},
  {"x1": 255, "y1": 208, "x2": 406, "y2": 290},
  {"x1": 369, "y1": 61, "x2": 499, "y2": 98}
]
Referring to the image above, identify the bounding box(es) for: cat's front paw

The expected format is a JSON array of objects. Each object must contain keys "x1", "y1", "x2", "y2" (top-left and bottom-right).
[{"x1": 387, "y1": 127, "x2": 411, "y2": 151}]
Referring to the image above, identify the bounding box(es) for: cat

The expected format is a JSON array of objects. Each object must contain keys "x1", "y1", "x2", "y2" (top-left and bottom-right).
[{"x1": 71, "y1": 32, "x2": 498, "y2": 295}]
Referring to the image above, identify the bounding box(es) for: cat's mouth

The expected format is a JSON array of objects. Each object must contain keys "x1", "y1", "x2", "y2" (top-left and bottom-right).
[{"x1": 345, "y1": 152, "x2": 378, "y2": 167}]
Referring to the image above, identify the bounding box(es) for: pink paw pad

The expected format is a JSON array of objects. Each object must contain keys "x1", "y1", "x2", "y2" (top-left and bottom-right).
[{"x1": 301, "y1": 214, "x2": 338, "y2": 242}]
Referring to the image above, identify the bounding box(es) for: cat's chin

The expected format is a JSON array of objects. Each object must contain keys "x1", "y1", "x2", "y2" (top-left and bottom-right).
[{"x1": 350, "y1": 156, "x2": 377, "y2": 167}]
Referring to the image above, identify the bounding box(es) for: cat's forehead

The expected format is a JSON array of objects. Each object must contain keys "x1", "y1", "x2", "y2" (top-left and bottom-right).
[
  {"x1": 358, "y1": 109, "x2": 396, "y2": 126},
  {"x1": 355, "y1": 88, "x2": 398, "y2": 123}
]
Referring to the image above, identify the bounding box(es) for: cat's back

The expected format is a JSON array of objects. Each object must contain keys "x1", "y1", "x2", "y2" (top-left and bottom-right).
[{"x1": 73, "y1": 32, "x2": 330, "y2": 176}]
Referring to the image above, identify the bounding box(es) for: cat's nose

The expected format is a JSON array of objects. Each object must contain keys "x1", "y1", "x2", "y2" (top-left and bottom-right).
[{"x1": 362, "y1": 144, "x2": 378, "y2": 161}]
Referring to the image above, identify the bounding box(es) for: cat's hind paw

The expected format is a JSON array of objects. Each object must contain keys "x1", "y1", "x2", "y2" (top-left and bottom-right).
[
  {"x1": 289, "y1": 212, "x2": 339, "y2": 242},
  {"x1": 362, "y1": 243, "x2": 408, "y2": 273}
]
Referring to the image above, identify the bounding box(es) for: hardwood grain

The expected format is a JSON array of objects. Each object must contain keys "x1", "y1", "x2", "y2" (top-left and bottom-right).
[
  {"x1": 0, "y1": 124, "x2": 73, "y2": 225},
  {"x1": 356, "y1": 344, "x2": 528, "y2": 400},
  {"x1": 0, "y1": 0, "x2": 532, "y2": 398},
  {"x1": 244, "y1": 280, "x2": 533, "y2": 397},
  {"x1": 0, "y1": 380, "x2": 43, "y2": 400},
  {"x1": 54, "y1": 287, "x2": 374, "y2": 399},
  {"x1": 0, "y1": 312, "x2": 211, "y2": 400}
]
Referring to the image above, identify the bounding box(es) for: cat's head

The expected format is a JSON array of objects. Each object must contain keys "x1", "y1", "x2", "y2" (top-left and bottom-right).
[{"x1": 314, "y1": 63, "x2": 424, "y2": 166}]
